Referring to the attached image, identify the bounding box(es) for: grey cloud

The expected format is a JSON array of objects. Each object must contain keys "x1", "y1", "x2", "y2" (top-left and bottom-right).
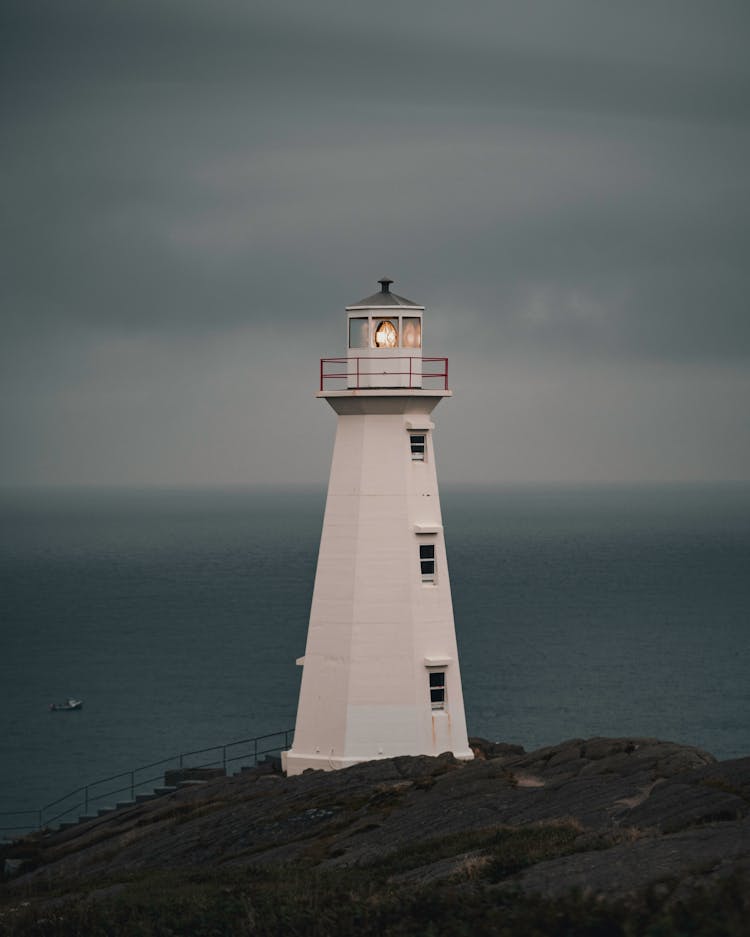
[
  {"x1": 1, "y1": 0, "x2": 749, "y2": 484},
  {"x1": 4, "y1": 1, "x2": 749, "y2": 127}
]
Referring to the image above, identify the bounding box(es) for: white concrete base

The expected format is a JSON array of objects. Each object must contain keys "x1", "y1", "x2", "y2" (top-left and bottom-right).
[{"x1": 282, "y1": 745, "x2": 474, "y2": 776}]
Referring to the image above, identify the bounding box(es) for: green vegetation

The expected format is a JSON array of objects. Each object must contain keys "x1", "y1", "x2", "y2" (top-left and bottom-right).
[
  {"x1": 365, "y1": 821, "x2": 586, "y2": 880},
  {"x1": 2, "y1": 822, "x2": 748, "y2": 936}
]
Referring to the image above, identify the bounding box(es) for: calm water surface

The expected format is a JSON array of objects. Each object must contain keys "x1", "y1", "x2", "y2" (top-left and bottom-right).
[{"x1": 1, "y1": 484, "x2": 748, "y2": 814}]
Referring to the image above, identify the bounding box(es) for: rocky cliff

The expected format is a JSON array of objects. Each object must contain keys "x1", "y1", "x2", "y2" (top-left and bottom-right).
[{"x1": 2, "y1": 737, "x2": 749, "y2": 935}]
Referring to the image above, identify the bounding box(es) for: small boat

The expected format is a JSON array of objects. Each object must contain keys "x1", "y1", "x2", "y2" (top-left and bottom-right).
[{"x1": 49, "y1": 698, "x2": 83, "y2": 711}]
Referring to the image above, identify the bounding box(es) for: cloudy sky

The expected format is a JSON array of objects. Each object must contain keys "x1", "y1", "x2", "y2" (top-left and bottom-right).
[{"x1": 2, "y1": 0, "x2": 749, "y2": 486}]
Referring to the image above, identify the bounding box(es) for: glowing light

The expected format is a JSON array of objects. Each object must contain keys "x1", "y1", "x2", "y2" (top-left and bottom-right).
[{"x1": 375, "y1": 320, "x2": 398, "y2": 348}]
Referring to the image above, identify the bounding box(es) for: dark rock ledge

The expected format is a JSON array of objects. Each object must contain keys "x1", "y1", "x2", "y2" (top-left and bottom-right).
[{"x1": 1, "y1": 737, "x2": 749, "y2": 931}]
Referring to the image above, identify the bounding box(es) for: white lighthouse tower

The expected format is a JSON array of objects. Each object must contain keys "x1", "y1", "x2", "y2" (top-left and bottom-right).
[{"x1": 283, "y1": 279, "x2": 473, "y2": 775}]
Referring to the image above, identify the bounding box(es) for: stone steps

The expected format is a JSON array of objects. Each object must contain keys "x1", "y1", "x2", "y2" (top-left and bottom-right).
[{"x1": 34, "y1": 766, "x2": 275, "y2": 836}]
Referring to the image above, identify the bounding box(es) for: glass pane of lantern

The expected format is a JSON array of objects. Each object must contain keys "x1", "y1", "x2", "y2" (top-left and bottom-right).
[
  {"x1": 374, "y1": 319, "x2": 398, "y2": 348},
  {"x1": 402, "y1": 317, "x2": 422, "y2": 348},
  {"x1": 349, "y1": 317, "x2": 369, "y2": 348}
]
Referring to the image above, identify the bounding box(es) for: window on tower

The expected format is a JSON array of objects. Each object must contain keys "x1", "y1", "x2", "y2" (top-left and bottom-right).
[
  {"x1": 349, "y1": 317, "x2": 369, "y2": 348},
  {"x1": 402, "y1": 317, "x2": 422, "y2": 348},
  {"x1": 410, "y1": 434, "x2": 426, "y2": 461},
  {"x1": 374, "y1": 319, "x2": 398, "y2": 348},
  {"x1": 429, "y1": 671, "x2": 446, "y2": 710},
  {"x1": 420, "y1": 543, "x2": 436, "y2": 582}
]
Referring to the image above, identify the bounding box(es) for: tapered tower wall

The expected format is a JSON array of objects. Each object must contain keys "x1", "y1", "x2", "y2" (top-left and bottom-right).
[{"x1": 284, "y1": 391, "x2": 472, "y2": 774}]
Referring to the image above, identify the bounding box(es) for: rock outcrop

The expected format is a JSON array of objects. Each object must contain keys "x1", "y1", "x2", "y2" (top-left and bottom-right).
[{"x1": 2, "y1": 737, "x2": 749, "y2": 933}]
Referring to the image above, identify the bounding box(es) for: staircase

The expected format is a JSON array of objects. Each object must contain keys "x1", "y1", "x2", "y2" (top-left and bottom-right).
[{"x1": 0, "y1": 730, "x2": 293, "y2": 842}]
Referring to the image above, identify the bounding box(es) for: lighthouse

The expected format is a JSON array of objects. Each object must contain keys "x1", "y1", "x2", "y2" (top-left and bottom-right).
[{"x1": 282, "y1": 279, "x2": 473, "y2": 775}]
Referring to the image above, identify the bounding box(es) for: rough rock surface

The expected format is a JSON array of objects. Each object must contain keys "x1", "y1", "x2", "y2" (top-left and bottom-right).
[
  {"x1": 512, "y1": 817, "x2": 750, "y2": 898},
  {"x1": 2, "y1": 737, "x2": 749, "y2": 905}
]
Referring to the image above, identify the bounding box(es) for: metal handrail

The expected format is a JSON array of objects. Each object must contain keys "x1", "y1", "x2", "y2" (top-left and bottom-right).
[
  {"x1": 320, "y1": 356, "x2": 449, "y2": 391},
  {"x1": 0, "y1": 728, "x2": 293, "y2": 839}
]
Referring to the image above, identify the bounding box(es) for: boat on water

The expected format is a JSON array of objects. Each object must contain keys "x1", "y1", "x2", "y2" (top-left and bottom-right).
[{"x1": 49, "y1": 698, "x2": 83, "y2": 711}]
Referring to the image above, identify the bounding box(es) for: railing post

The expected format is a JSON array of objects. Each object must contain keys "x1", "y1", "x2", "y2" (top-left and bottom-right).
[
  {"x1": 320, "y1": 358, "x2": 323, "y2": 392},
  {"x1": 445, "y1": 358, "x2": 449, "y2": 390},
  {"x1": 254, "y1": 737, "x2": 258, "y2": 766},
  {"x1": 222, "y1": 746, "x2": 227, "y2": 772},
  {"x1": 356, "y1": 356, "x2": 360, "y2": 388},
  {"x1": 130, "y1": 771, "x2": 135, "y2": 800},
  {"x1": 409, "y1": 356, "x2": 412, "y2": 388},
  {"x1": 84, "y1": 786, "x2": 89, "y2": 815},
  {"x1": 179, "y1": 752, "x2": 184, "y2": 768},
  {"x1": 38, "y1": 808, "x2": 42, "y2": 830}
]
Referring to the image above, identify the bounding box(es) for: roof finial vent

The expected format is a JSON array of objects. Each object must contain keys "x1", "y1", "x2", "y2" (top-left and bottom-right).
[{"x1": 378, "y1": 278, "x2": 393, "y2": 293}]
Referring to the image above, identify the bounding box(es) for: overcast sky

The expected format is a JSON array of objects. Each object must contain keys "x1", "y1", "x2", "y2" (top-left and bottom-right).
[{"x1": 2, "y1": 0, "x2": 749, "y2": 486}]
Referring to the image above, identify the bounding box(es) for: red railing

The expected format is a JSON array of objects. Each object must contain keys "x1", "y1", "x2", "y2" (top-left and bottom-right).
[{"x1": 320, "y1": 356, "x2": 449, "y2": 391}]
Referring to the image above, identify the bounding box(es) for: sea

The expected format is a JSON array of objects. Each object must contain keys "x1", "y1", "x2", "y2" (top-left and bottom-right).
[{"x1": 1, "y1": 483, "x2": 749, "y2": 823}]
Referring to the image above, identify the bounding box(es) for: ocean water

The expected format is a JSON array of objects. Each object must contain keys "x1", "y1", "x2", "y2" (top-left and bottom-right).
[{"x1": 1, "y1": 484, "x2": 749, "y2": 819}]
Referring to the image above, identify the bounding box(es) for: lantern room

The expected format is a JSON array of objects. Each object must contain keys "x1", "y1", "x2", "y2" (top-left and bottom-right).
[{"x1": 344, "y1": 278, "x2": 425, "y2": 389}]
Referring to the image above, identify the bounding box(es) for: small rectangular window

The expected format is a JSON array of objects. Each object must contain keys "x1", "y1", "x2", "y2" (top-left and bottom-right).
[
  {"x1": 420, "y1": 543, "x2": 435, "y2": 582},
  {"x1": 348, "y1": 317, "x2": 369, "y2": 348},
  {"x1": 429, "y1": 671, "x2": 446, "y2": 710},
  {"x1": 402, "y1": 317, "x2": 422, "y2": 348},
  {"x1": 410, "y1": 434, "x2": 425, "y2": 461}
]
